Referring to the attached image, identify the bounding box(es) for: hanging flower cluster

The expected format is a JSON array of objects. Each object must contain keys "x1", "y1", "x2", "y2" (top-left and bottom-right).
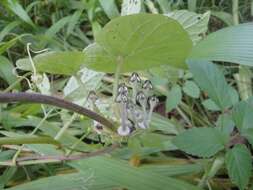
[{"x1": 116, "y1": 73, "x2": 158, "y2": 136}]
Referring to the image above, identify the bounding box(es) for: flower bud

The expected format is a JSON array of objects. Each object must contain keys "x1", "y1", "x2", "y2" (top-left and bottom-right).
[
  {"x1": 116, "y1": 93, "x2": 128, "y2": 103},
  {"x1": 148, "y1": 96, "x2": 159, "y2": 109},
  {"x1": 136, "y1": 91, "x2": 146, "y2": 103},
  {"x1": 143, "y1": 80, "x2": 153, "y2": 90},
  {"x1": 118, "y1": 83, "x2": 128, "y2": 95},
  {"x1": 129, "y1": 72, "x2": 141, "y2": 84},
  {"x1": 88, "y1": 90, "x2": 98, "y2": 103}
]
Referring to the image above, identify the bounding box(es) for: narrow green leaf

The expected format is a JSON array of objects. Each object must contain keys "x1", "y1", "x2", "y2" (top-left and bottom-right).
[
  {"x1": 6, "y1": 173, "x2": 96, "y2": 190},
  {"x1": 1, "y1": 113, "x2": 92, "y2": 151},
  {"x1": 0, "y1": 21, "x2": 21, "y2": 42},
  {"x1": 141, "y1": 163, "x2": 203, "y2": 177},
  {"x1": 188, "y1": 60, "x2": 238, "y2": 110},
  {"x1": 3, "y1": 0, "x2": 35, "y2": 27},
  {"x1": 70, "y1": 156, "x2": 201, "y2": 190},
  {"x1": 0, "y1": 36, "x2": 20, "y2": 54},
  {"x1": 45, "y1": 16, "x2": 71, "y2": 38},
  {"x1": 99, "y1": 0, "x2": 119, "y2": 19},
  {"x1": 189, "y1": 23, "x2": 253, "y2": 66},
  {"x1": 157, "y1": 0, "x2": 171, "y2": 13},
  {"x1": 173, "y1": 127, "x2": 227, "y2": 158},
  {"x1": 0, "y1": 167, "x2": 17, "y2": 188},
  {"x1": 202, "y1": 99, "x2": 220, "y2": 111},
  {"x1": 91, "y1": 22, "x2": 102, "y2": 41},
  {"x1": 16, "y1": 51, "x2": 86, "y2": 75},
  {"x1": 0, "y1": 56, "x2": 20, "y2": 88},
  {"x1": 150, "y1": 113, "x2": 179, "y2": 134},
  {"x1": 0, "y1": 136, "x2": 60, "y2": 146},
  {"x1": 67, "y1": 10, "x2": 82, "y2": 36},
  {"x1": 85, "y1": 13, "x2": 192, "y2": 73},
  {"x1": 225, "y1": 144, "x2": 252, "y2": 190},
  {"x1": 182, "y1": 80, "x2": 200, "y2": 98},
  {"x1": 0, "y1": 167, "x2": 17, "y2": 189}
]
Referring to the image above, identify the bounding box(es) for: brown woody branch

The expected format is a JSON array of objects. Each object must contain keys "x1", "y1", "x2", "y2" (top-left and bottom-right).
[{"x1": 0, "y1": 92, "x2": 114, "y2": 130}]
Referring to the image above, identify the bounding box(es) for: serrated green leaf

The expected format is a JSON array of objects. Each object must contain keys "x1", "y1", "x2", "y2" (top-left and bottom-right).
[
  {"x1": 166, "y1": 84, "x2": 182, "y2": 112},
  {"x1": 225, "y1": 144, "x2": 252, "y2": 190},
  {"x1": 216, "y1": 114, "x2": 235, "y2": 136},
  {"x1": 16, "y1": 51, "x2": 86, "y2": 75},
  {"x1": 182, "y1": 80, "x2": 200, "y2": 98},
  {"x1": 188, "y1": 60, "x2": 238, "y2": 110},
  {"x1": 84, "y1": 13, "x2": 192, "y2": 73},
  {"x1": 189, "y1": 23, "x2": 253, "y2": 66},
  {"x1": 202, "y1": 99, "x2": 220, "y2": 111},
  {"x1": 232, "y1": 97, "x2": 253, "y2": 145},
  {"x1": 173, "y1": 127, "x2": 227, "y2": 158},
  {"x1": 232, "y1": 97, "x2": 253, "y2": 132}
]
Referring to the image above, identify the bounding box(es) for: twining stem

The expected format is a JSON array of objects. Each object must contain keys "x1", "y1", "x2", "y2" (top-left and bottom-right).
[
  {"x1": 0, "y1": 92, "x2": 114, "y2": 129},
  {"x1": 112, "y1": 56, "x2": 123, "y2": 101},
  {"x1": 3, "y1": 72, "x2": 31, "y2": 92}
]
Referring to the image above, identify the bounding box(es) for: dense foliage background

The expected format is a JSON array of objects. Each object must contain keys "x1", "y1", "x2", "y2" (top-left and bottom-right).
[{"x1": 0, "y1": 0, "x2": 253, "y2": 190}]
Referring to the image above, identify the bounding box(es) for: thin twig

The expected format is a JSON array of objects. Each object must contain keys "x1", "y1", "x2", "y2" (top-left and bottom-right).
[{"x1": 0, "y1": 144, "x2": 119, "y2": 166}]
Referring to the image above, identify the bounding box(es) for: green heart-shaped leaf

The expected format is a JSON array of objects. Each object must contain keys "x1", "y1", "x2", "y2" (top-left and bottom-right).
[
  {"x1": 16, "y1": 51, "x2": 86, "y2": 75},
  {"x1": 84, "y1": 13, "x2": 192, "y2": 73}
]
